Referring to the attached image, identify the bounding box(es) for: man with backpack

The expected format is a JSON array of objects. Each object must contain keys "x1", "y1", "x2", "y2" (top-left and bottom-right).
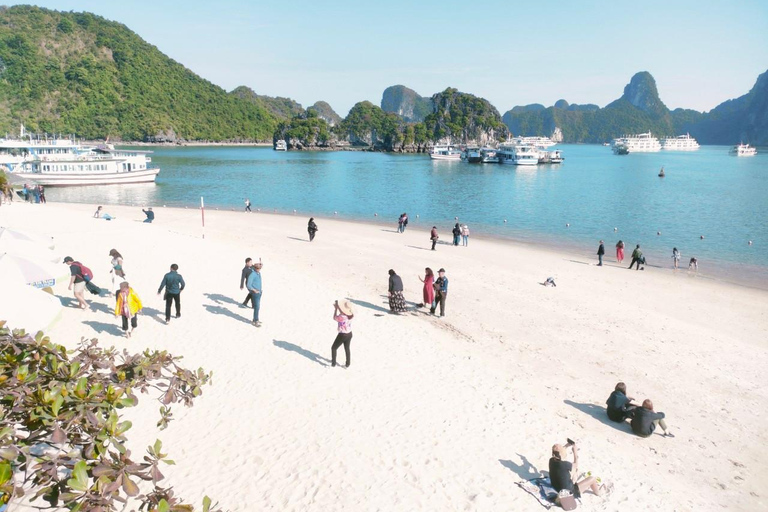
[{"x1": 64, "y1": 256, "x2": 98, "y2": 310}]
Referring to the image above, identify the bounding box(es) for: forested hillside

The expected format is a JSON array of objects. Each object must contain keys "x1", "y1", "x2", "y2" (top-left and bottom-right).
[{"x1": 0, "y1": 5, "x2": 276, "y2": 141}]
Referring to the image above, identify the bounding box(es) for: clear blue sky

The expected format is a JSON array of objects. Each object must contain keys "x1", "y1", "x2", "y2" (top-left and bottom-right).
[{"x1": 15, "y1": 0, "x2": 768, "y2": 116}]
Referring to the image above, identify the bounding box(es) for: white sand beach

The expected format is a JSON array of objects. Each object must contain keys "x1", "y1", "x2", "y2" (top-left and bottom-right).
[{"x1": 2, "y1": 201, "x2": 767, "y2": 511}]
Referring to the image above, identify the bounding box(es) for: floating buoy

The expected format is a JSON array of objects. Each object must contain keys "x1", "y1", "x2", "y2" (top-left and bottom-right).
[
  {"x1": 566, "y1": 223, "x2": 570, "y2": 227},
  {"x1": 163, "y1": 205, "x2": 167, "y2": 208},
  {"x1": 416, "y1": 214, "x2": 419, "y2": 218},
  {"x1": 748, "y1": 240, "x2": 753, "y2": 245},
  {"x1": 374, "y1": 213, "x2": 378, "y2": 217},
  {"x1": 257, "y1": 208, "x2": 261, "y2": 212},
  {"x1": 657, "y1": 231, "x2": 661, "y2": 236},
  {"x1": 503, "y1": 219, "x2": 507, "y2": 223},
  {"x1": 293, "y1": 209, "x2": 297, "y2": 213},
  {"x1": 454, "y1": 216, "x2": 458, "y2": 220},
  {"x1": 334, "y1": 211, "x2": 338, "y2": 215},
  {"x1": 614, "y1": 227, "x2": 618, "y2": 232},
  {"x1": 700, "y1": 235, "x2": 705, "y2": 239}
]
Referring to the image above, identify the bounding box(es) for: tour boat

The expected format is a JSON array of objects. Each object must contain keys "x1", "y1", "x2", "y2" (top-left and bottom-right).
[
  {"x1": 512, "y1": 136, "x2": 557, "y2": 148},
  {"x1": 274, "y1": 139, "x2": 287, "y2": 151},
  {"x1": 611, "y1": 132, "x2": 661, "y2": 153},
  {"x1": 462, "y1": 147, "x2": 482, "y2": 163},
  {"x1": 0, "y1": 129, "x2": 159, "y2": 186},
  {"x1": 539, "y1": 149, "x2": 564, "y2": 164},
  {"x1": 479, "y1": 147, "x2": 499, "y2": 163},
  {"x1": 429, "y1": 144, "x2": 462, "y2": 161},
  {"x1": 729, "y1": 143, "x2": 757, "y2": 156},
  {"x1": 660, "y1": 133, "x2": 699, "y2": 151}
]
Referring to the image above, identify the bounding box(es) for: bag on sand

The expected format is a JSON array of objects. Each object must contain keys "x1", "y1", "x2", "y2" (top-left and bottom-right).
[
  {"x1": 85, "y1": 281, "x2": 101, "y2": 296},
  {"x1": 556, "y1": 491, "x2": 577, "y2": 510}
]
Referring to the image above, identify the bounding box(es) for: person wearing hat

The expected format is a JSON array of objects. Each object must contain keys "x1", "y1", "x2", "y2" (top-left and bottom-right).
[
  {"x1": 64, "y1": 256, "x2": 89, "y2": 311},
  {"x1": 461, "y1": 224, "x2": 470, "y2": 246},
  {"x1": 549, "y1": 440, "x2": 603, "y2": 505},
  {"x1": 246, "y1": 260, "x2": 264, "y2": 327},
  {"x1": 597, "y1": 240, "x2": 605, "y2": 266},
  {"x1": 331, "y1": 300, "x2": 354, "y2": 367},
  {"x1": 430, "y1": 268, "x2": 448, "y2": 316}
]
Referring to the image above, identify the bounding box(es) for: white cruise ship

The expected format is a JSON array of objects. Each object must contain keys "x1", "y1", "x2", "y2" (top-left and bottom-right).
[
  {"x1": 497, "y1": 143, "x2": 540, "y2": 166},
  {"x1": 0, "y1": 130, "x2": 159, "y2": 186},
  {"x1": 611, "y1": 132, "x2": 661, "y2": 153},
  {"x1": 661, "y1": 133, "x2": 699, "y2": 151},
  {"x1": 512, "y1": 136, "x2": 557, "y2": 148},
  {"x1": 730, "y1": 143, "x2": 757, "y2": 156},
  {"x1": 429, "y1": 144, "x2": 462, "y2": 161}
]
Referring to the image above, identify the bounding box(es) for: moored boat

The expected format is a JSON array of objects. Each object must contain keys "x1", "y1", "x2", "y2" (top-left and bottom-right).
[
  {"x1": 661, "y1": 133, "x2": 699, "y2": 151},
  {"x1": 430, "y1": 144, "x2": 462, "y2": 161},
  {"x1": 539, "y1": 149, "x2": 564, "y2": 164},
  {"x1": 611, "y1": 132, "x2": 661, "y2": 153},
  {"x1": 479, "y1": 147, "x2": 499, "y2": 163},
  {"x1": 729, "y1": 143, "x2": 757, "y2": 156},
  {"x1": 462, "y1": 147, "x2": 482, "y2": 163},
  {"x1": 274, "y1": 139, "x2": 288, "y2": 151}
]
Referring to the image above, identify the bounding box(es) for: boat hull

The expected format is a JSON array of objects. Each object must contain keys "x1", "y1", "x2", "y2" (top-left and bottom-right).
[
  {"x1": 430, "y1": 154, "x2": 462, "y2": 161},
  {"x1": 13, "y1": 168, "x2": 160, "y2": 186}
]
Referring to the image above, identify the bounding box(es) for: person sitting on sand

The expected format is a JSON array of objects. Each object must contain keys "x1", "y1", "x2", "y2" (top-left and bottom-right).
[
  {"x1": 549, "y1": 441, "x2": 603, "y2": 503},
  {"x1": 606, "y1": 382, "x2": 636, "y2": 422},
  {"x1": 93, "y1": 206, "x2": 102, "y2": 218},
  {"x1": 631, "y1": 399, "x2": 673, "y2": 438},
  {"x1": 142, "y1": 207, "x2": 155, "y2": 223}
]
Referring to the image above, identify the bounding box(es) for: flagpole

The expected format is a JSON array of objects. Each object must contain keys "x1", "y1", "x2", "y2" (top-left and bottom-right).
[{"x1": 201, "y1": 196, "x2": 205, "y2": 239}]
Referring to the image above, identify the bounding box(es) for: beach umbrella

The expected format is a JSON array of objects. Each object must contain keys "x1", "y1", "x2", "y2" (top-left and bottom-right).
[
  {"x1": 0, "y1": 227, "x2": 55, "y2": 249},
  {"x1": 0, "y1": 253, "x2": 67, "y2": 289},
  {"x1": 0, "y1": 277, "x2": 62, "y2": 333},
  {"x1": 0, "y1": 238, "x2": 60, "y2": 263}
]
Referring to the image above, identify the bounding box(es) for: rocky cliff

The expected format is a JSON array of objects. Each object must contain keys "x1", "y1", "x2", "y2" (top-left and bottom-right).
[
  {"x1": 230, "y1": 86, "x2": 304, "y2": 120},
  {"x1": 424, "y1": 88, "x2": 506, "y2": 145},
  {"x1": 381, "y1": 85, "x2": 433, "y2": 123},
  {"x1": 306, "y1": 101, "x2": 341, "y2": 127}
]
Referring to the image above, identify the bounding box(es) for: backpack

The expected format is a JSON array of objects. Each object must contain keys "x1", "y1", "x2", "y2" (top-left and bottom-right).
[{"x1": 74, "y1": 261, "x2": 93, "y2": 281}]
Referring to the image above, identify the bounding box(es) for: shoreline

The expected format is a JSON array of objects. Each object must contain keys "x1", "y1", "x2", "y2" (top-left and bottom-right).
[{"x1": 39, "y1": 198, "x2": 768, "y2": 292}]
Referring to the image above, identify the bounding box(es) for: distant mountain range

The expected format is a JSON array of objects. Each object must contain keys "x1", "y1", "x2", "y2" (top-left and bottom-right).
[{"x1": 0, "y1": 5, "x2": 764, "y2": 145}]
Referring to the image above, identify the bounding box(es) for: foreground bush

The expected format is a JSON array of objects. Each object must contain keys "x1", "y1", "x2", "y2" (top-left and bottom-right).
[{"x1": 0, "y1": 321, "x2": 221, "y2": 511}]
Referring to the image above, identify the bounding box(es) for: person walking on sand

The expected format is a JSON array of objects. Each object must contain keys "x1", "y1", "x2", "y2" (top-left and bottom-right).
[
  {"x1": 308, "y1": 217, "x2": 318, "y2": 242},
  {"x1": 38, "y1": 185, "x2": 45, "y2": 204},
  {"x1": 157, "y1": 264, "x2": 185, "y2": 324},
  {"x1": 115, "y1": 281, "x2": 142, "y2": 338},
  {"x1": 430, "y1": 268, "x2": 448, "y2": 316},
  {"x1": 430, "y1": 226, "x2": 439, "y2": 250},
  {"x1": 398, "y1": 213, "x2": 405, "y2": 233},
  {"x1": 628, "y1": 244, "x2": 643, "y2": 270},
  {"x1": 672, "y1": 247, "x2": 681, "y2": 270},
  {"x1": 631, "y1": 399, "x2": 673, "y2": 438},
  {"x1": 246, "y1": 261, "x2": 263, "y2": 326},
  {"x1": 549, "y1": 441, "x2": 604, "y2": 506},
  {"x1": 388, "y1": 269, "x2": 407, "y2": 313},
  {"x1": 597, "y1": 240, "x2": 605, "y2": 266},
  {"x1": 109, "y1": 249, "x2": 126, "y2": 298},
  {"x1": 461, "y1": 224, "x2": 470, "y2": 246},
  {"x1": 616, "y1": 240, "x2": 625, "y2": 263},
  {"x1": 240, "y1": 257, "x2": 254, "y2": 307},
  {"x1": 244, "y1": 198, "x2": 252, "y2": 212},
  {"x1": 64, "y1": 256, "x2": 90, "y2": 311},
  {"x1": 401, "y1": 213, "x2": 408, "y2": 233},
  {"x1": 452, "y1": 223, "x2": 461, "y2": 246},
  {"x1": 331, "y1": 300, "x2": 354, "y2": 367},
  {"x1": 142, "y1": 207, "x2": 154, "y2": 223},
  {"x1": 418, "y1": 267, "x2": 435, "y2": 309}
]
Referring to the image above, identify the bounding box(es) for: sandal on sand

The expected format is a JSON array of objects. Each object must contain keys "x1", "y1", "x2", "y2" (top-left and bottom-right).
[{"x1": 664, "y1": 431, "x2": 675, "y2": 438}]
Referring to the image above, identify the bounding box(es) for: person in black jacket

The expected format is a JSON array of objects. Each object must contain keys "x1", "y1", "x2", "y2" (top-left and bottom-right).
[
  {"x1": 157, "y1": 264, "x2": 185, "y2": 323},
  {"x1": 308, "y1": 218, "x2": 318, "y2": 242},
  {"x1": 452, "y1": 223, "x2": 461, "y2": 246},
  {"x1": 240, "y1": 257, "x2": 254, "y2": 307},
  {"x1": 597, "y1": 240, "x2": 605, "y2": 266},
  {"x1": 606, "y1": 382, "x2": 636, "y2": 422},
  {"x1": 388, "y1": 269, "x2": 407, "y2": 313},
  {"x1": 631, "y1": 399, "x2": 673, "y2": 438}
]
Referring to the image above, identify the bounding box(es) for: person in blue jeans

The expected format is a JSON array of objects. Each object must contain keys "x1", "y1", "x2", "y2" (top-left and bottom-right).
[
  {"x1": 142, "y1": 208, "x2": 155, "y2": 223},
  {"x1": 246, "y1": 261, "x2": 263, "y2": 327},
  {"x1": 430, "y1": 268, "x2": 449, "y2": 316}
]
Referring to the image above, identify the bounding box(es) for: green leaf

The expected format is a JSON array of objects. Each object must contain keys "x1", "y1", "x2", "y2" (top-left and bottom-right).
[
  {"x1": 0, "y1": 462, "x2": 12, "y2": 485},
  {"x1": 158, "y1": 498, "x2": 170, "y2": 512},
  {"x1": 115, "y1": 420, "x2": 132, "y2": 435},
  {"x1": 153, "y1": 439, "x2": 162, "y2": 455},
  {"x1": 72, "y1": 460, "x2": 88, "y2": 486},
  {"x1": 52, "y1": 394, "x2": 64, "y2": 417},
  {"x1": 121, "y1": 475, "x2": 139, "y2": 496},
  {"x1": 202, "y1": 496, "x2": 211, "y2": 512}
]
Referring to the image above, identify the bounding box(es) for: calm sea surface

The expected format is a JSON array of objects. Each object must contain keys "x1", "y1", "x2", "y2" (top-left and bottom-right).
[{"x1": 47, "y1": 144, "x2": 768, "y2": 284}]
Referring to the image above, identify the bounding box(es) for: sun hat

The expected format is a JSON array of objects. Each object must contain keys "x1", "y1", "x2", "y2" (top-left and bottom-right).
[
  {"x1": 63, "y1": 256, "x2": 73, "y2": 263},
  {"x1": 338, "y1": 300, "x2": 354, "y2": 316}
]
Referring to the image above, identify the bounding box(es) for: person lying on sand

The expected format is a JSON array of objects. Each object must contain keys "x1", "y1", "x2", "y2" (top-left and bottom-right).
[
  {"x1": 549, "y1": 440, "x2": 604, "y2": 505},
  {"x1": 606, "y1": 382, "x2": 637, "y2": 422}
]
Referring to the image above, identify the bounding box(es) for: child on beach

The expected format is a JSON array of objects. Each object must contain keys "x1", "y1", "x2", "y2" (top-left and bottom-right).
[
  {"x1": 331, "y1": 300, "x2": 354, "y2": 367},
  {"x1": 688, "y1": 257, "x2": 698, "y2": 272},
  {"x1": 616, "y1": 240, "x2": 624, "y2": 263},
  {"x1": 115, "y1": 281, "x2": 142, "y2": 338}
]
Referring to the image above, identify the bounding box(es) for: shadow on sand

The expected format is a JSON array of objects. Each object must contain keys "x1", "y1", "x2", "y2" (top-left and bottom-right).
[
  {"x1": 141, "y1": 307, "x2": 168, "y2": 325},
  {"x1": 56, "y1": 295, "x2": 78, "y2": 308},
  {"x1": 82, "y1": 320, "x2": 124, "y2": 337},
  {"x1": 287, "y1": 236, "x2": 309, "y2": 242},
  {"x1": 563, "y1": 400, "x2": 633, "y2": 434},
  {"x1": 204, "y1": 293, "x2": 242, "y2": 307},
  {"x1": 347, "y1": 298, "x2": 390, "y2": 314},
  {"x1": 499, "y1": 454, "x2": 548, "y2": 480},
  {"x1": 203, "y1": 304, "x2": 252, "y2": 325},
  {"x1": 273, "y1": 339, "x2": 330, "y2": 366}
]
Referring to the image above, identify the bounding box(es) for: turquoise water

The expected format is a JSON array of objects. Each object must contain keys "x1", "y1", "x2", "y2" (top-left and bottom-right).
[{"x1": 47, "y1": 144, "x2": 768, "y2": 283}]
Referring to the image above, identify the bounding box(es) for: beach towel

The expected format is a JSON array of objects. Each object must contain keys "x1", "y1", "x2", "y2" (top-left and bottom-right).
[{"x1": 516, "y1": 477, "x2": 580, "y2": 509}]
